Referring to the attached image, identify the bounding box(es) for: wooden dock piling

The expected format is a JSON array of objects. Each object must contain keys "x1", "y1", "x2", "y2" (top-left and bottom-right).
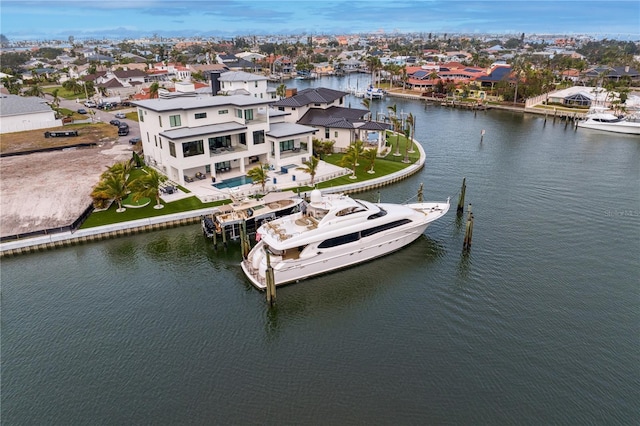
[
  {"x1": 463, "y1": 204, "x2": 474, "y2": 251},
  {"x1": 457, "y1": 178, "x2": 466, "y2": 215},
  {"x1": 418, "y1": 183, "x2": 424, "y2": 203},
  {"x1": 265, "y1": 247, "x2": 276, "y2": 305},
  {"x1": 240, "y1": 220, "x2": 250, "y2": 259}
]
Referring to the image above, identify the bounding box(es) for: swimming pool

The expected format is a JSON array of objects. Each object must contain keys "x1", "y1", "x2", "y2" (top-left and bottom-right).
[{"x1": 212, "y1": 176, "x2": 253, "y2": 189}]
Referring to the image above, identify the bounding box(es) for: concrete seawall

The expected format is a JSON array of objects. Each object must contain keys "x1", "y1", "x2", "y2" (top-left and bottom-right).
[{"x1": 0, "y1": 140, "x2": 426, "y2": 257}]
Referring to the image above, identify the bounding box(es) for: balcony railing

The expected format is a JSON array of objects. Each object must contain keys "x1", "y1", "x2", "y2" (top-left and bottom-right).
[{"x1": 210, "y1": 144, "x2": 248, "y2": 156}]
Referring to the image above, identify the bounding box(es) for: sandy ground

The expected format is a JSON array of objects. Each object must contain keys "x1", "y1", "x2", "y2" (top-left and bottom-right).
[{"x1": 1, "y1": 142, "x2": 132, "y2": 237}]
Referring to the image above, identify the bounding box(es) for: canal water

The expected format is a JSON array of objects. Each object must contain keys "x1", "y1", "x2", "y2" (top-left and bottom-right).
[{"x1": 3, "y1": 76, "x2": 639, "y2": 424}]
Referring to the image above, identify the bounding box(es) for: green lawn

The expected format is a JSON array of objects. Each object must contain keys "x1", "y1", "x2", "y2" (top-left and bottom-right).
[
  {"x1": 125, "y1": 112, "x2": 139, "y2": 122},
  {"x1": 81, "y1": 195, "x2": 230, "y2": 228},
  {"x1": 44, "y1": 86, "x2": 86, "y2": 100},
  {"x1": 287, "y1": 136, "x2": 419, "y2": 191},
  {"x1": 81, "y1": 135, "x2": 419, "y2": 228}
]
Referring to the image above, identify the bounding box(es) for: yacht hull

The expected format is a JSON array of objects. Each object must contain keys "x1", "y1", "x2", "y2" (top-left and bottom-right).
[
  {"x1": 577, "y1": 120, "x2": 640, "y2": 135},
  {"x1": 242, "y1": 218, "x2": 435, "y2": 289}
]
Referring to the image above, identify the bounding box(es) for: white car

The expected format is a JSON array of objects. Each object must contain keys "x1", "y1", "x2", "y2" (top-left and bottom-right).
[
  {"x1": 84, "y1": 101, "x2": 97, "y2": 108},
  {"x1": 115, "y1": 112, "x2": 126, "y2": 119}
]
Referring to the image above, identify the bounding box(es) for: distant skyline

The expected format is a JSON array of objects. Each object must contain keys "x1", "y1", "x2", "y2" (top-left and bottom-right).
[{"x1": 2, "y1": 0, "x2": 639, "y2": 41}]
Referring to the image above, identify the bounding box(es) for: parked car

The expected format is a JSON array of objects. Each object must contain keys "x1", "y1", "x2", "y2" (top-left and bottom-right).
[
  {"x1": 118, "y1": 124, "x2": 129, "y2": 136},
  {"x1": 115, "y1": 112, "x2": 126, "y2": 119},
  {"x1": 109, "y1": 119, "x2": 120, "y2": 126},
  {"x1": 84, "y1": 101, "x2": 96, "y2": 108},
  {"x1": 77, "y1": 108, "x2": 87, "y2": 114},
  {"x1": 121, "y1": 101, "x2": 131, "y2": 107},
  {"x1": 129, "y1": 137, "x2": 141, "y2": 145}
]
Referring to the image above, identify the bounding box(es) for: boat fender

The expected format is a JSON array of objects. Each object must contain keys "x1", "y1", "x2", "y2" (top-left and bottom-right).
[{"x1": 247, "y1": 208, "x2": 253, "y2": 217}]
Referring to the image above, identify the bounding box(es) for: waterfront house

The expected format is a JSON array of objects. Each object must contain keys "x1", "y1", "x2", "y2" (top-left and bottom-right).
[
  {"x1": 271, "y1": 87, "x2": 389, "y2": 152},
  {"x1": 133, "y1": 94, "x2": 317, "y2": 186}
]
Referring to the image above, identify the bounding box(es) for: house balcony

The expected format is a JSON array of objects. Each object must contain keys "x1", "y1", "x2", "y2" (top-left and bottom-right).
[
  {"x1": 279, "y1": 147, "x2": 309, "y2": 159},
  {"x1": 210, "y1": 144, "x2": 248, "y2": 156}
]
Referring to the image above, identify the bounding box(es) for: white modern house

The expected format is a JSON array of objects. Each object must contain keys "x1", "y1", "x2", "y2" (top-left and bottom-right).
[
  {"x1": 0, "y1": 94, "x2": 60, "y2": 134},
  {"x1": 133, "y1": 94, "x2": 317, "y2": 186},
  {"x1": 216, "y1": 70, "x2": 277, "y2": 100}
]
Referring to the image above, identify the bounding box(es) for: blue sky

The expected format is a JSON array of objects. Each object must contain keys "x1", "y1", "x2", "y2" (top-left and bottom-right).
[{"x1": 2, "y1": 0, "x2": 639, "y2": 41}]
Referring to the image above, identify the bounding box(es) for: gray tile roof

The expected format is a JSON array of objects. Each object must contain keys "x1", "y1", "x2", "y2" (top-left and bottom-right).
[
  {"x1": 272, "y1": 87, "x2": 348, "y2": 108},
  {"x1": 297, "y1": 106, "x2": 368, "y2": 128},
  {"x1": 0, "y1": 94, "x2": 53, "y2": 117}
]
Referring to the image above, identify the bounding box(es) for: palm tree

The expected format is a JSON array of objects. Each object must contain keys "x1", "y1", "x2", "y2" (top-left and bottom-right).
[
  {"x1": 322, "y1": 140, "x2": 335, "y2": 156},
  {"x1": 387, "y1": 103, "x2": 397, "y2": 128},
  {"x1": 2, "y1": 75, "x2": 21, "y2": 95},
  {"x1": 390, "y1": 117, "x2": 402, "y2": 156},
  {"x1": 247, "y1": 163, "x2": 270, "y2": 193},
  {"x1": 130, "y1": 168, "x2": 167, "y2": 210},
  {"x1": 296, "y1": 155, "x2": 320, "y2": 185},
  {"x1": 351, "y1": 139, "x2": 365, "y2": 166},
  {"x1": 91, "y1": 172, "x2": 129, "y2": 213},
  {"x1": 276, "y1": 83, "x2": 287, "y2": 99},
  {"x1": 51, "y1": 88, "x2": 61, "y2": 111},
  {"x1": 24, "y1": 84, "x2": 44, "y2": 97},
  {"x1": 339, "y1": 146, "x2": 358, "y2": 179},
  {"x1": 363, "y1": 148, "x2": 378, "y2": 174},
  {"x1": 406, "y1": 112, "x2": 416, "y2": 153},
  {"x1": 366, "y1": 56, "x2": 382, "y2": 86},
  {"x1": 402, "y1": 125, "x2": 411, "y2": 163},
  {"x1": 148, "y1": 82, "x2": 160, "y2": 99}
]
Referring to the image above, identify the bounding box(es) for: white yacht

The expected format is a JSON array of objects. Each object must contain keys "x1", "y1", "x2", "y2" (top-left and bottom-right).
[
  {"x1": 577, "y1": 107, "x2": 640, "y2": 135},
  {"x1": 241, "y1": 189, "x2": 450, "y2": 289}
]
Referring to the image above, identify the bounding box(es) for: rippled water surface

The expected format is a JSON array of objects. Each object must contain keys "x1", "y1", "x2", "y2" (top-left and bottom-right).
[{"x1": 3, "y1": 76, "x2": 639, "y2": 424}]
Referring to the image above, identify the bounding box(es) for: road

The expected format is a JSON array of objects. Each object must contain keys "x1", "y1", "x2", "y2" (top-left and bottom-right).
[{"x1": 51, "y1": 95, "x2": 141, "y2": 144}]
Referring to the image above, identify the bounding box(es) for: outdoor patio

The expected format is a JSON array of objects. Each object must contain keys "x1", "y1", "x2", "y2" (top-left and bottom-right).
[{"x1": 174, "y1": 161, "x2": 349, "y2": 203}]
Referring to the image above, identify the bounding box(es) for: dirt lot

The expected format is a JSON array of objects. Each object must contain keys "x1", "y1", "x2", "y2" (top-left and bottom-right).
[
  {"x1": 0, "y1": 122, "x2": 118, "y2": 154},
  {"x1": 1, "y1": 125, "x2": 131, "y2": 237}
]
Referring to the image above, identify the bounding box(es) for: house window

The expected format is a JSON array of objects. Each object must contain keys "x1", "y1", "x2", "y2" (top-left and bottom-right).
[
  {"x1": 239, "y1": 133, "x2": 247, "y2": 145},
  {"x1": 278, "y1": 107, "x2": 285, "y2": 111},
  {"x1": 216, "y1": 161, "x2": 231, "y2": 171},
  {"x1": 325, "y1": 128, "x2": 330, "y2": 139},
  {"x1": 154, "y1": 135, "x2": 157, "y2": 147},
  {"x1": 334, "y1": 131, "x2": 338, "y2": 138},
  {"x1": 255, "y1": 81, "x2": 258, "y2": 87},
  {"x1": 169, "y1": 141, "x2": 176, "y2": 157},
  {"x1": 195, "y1": 112, "x2": 207, "y2": 119},
  {"x1": 253, "y1": 130, "x2": 265, "y2": 144},
  {"x1": 244, "y1": 109, "x2": 254, "y2": 120},
  {"x1": 170, "y1": 115, "x2": 182, "y2": 127},
  {"x1": 138, "y1": 109, "x2": 144, "y2": 122},
  {"x1": 183, "y1": 140, "x2": 204, "y2": 157},
  {"x1": 158, "y1": 116, "x2": 162, "y2": 127},
  {"x1": 236, "y1": 109, "x2": 243, "y2": 118},
  {"x1": 218, "y1": 109, "x2": 228, "y2": 115},
  {"x1": 279, "y1": 139, "x2": 294, "y2": 151},
  {"x1": 208, "y1": 136, "x2": 231, "y2": 150}
]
